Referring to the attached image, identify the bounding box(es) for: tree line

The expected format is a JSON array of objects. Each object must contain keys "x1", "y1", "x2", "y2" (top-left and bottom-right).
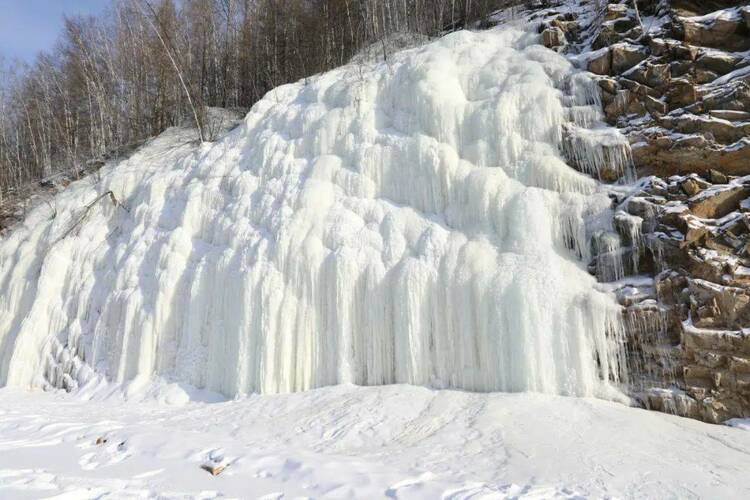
[{"x1": 0, "y1": 0, "x2": 517, "y2": 206}]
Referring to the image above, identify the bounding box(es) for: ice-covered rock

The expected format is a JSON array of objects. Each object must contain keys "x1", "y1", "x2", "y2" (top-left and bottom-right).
[{"x1": 0, "y1": 23, "x2": 631, "y2": 400}]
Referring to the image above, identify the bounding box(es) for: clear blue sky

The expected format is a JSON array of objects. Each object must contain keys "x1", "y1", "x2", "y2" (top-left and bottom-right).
[{"x1": 0, "y1": 0, "x2": 109, "y2": 63}]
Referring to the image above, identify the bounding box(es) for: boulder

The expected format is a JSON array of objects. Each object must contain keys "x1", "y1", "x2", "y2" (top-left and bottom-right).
[
  {"x1": 587, "y1": 48, "x2": 611, "y2": 75},
  {"x1": 659, "y1": 114, "x2": 749, "y2": 144},
  {"x1": 632, "y1": 137, "x2": 750, "y2": 177},
  {"x1": 697, "y1": 51, "x2": 742, "y2": 75},
  {"x1": 674, "y1": 44, "x2": 700, "y2": 61},
  {"x1": 660, "y1": 204, "x2": 691, "y2": 230},
  {"x1": 689, "y1": 185, "x2": 750, "y2": 219},
  {"x1": 605, "y1": 3, "x2": 629, "y2": 21},
  {"x1": 611, "y1": 43, "x2": 649, "y2": 74},
  {"x1": 627, "y1": 95, "x2": 648, "y2": 117},
  {"x1": 696, "y1": 69, "x2": 720, "y2": 84},
  {"x1": 593, "y1": 23, "x2": 624, "y2": 49},
  {"x1": 683, "y1": 218, "x2": 709, "y2": 246},
  {"x1": 680, "y1": 10, "x2": 750, "y2": 52},
  {"x1": 681, "y1": 178, "x2": 704, "y2": 196},
  {"x1": 688, "y1": 279, "x2": 750, "y2": 330},
  {"x1": 670, "y1": 60, "x2": 693, "y2": 78},
  {"x1": 702, "y1": 82, "x2": 750, "y2": 111},
  {"x1": 666, "y1": 78, "x2": 698, "y2": 109},
  {"x1": 619, "y1": 78, "x2": 661, "y2": 98},
  {"x1": 643, "y1": 95, "x2": 668, "y2": 115},
  {"x1": 649, "y1": 38, "x2": 669, "y2": 56},
  {"x1": 550, "y1": 18, "x2": 579, "y2": 35},
  {"x1": 542, "y1": 27, "x2": 566, "y2": 49},
  {"x1": 598, "y1": 77, "x2": 619, "y2": 95},
  {"x1": 709, "y1": 169, "x2": 729, "y2": 184},
  {"x1": 673, "y1": 135, "x2": 710, "y2": 149},
  {"x1": 625, "y1": 62, "x2": 671, "y2": 89},
  {"x1": 682, "y1": 322, "x2": 750, "y2": 355},
  {"x1": 626, "y1": 196, "x2": 661, "y2": 218},
  {"x1": 201, "y1": 463, "x2": 227, "y2": 476}
]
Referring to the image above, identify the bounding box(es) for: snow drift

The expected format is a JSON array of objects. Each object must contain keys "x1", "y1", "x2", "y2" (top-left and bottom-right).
[
  {"x1": 3, "y1": 385, "x2": 750, "y2": 499},
  {"x1": 0, "y1": 23, "x2": 631, "y2": 399}
]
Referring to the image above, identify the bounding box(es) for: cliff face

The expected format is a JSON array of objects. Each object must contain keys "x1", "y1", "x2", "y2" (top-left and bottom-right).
[{"x1": 541, "y1": 0, "x2": 750, "y2": 422}]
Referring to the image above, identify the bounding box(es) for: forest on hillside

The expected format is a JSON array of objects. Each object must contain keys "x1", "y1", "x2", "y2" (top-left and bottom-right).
[{"x1": 0, "y1": 0, "x2": 515, "y2": 208}]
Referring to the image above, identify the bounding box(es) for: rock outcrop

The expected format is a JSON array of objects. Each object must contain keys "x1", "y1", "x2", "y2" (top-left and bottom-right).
[
  {"x1": 540, "y1": 0, "x2": 750, "y2": 423},
  {"x1": 610, "y1": 174, "x2": 750, "y2": 423},
  {"x1": 578, "y1": 1, "x2": 750, "y2": 178}
]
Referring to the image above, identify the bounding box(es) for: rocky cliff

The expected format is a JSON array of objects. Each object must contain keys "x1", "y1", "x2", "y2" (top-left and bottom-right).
[{"x1": 540, "y1": 0, "x2": 750, "y2": 422}]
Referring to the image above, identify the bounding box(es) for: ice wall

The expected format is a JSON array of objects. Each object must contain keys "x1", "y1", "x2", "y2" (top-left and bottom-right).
[{"x1": 0, "y1": 24, "x2": 630, "y2": 399}]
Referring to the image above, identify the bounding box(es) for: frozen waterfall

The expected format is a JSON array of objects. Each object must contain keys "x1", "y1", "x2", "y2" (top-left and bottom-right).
[{"x1": 0, "y1": 23, "x2": 632, "y2": 400}]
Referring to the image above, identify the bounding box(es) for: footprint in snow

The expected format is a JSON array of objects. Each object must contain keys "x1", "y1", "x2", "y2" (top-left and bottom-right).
[
  {"x1": 257, "y1": 493, "x2": 284, "y2": 500},
  {"x1": 385, "y1": 472, "x2": 436, "y2": 498},
  {"x1": 78, "y1": 438, "x2": 131, "y2": 470}
]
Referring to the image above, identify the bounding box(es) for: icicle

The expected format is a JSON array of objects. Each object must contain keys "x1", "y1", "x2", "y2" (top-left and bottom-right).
[
  {"x1": 646, "y1": 234, "x2": 670, "y2": 273},
  {"x1": 562, "y1": 125, "x2": 635, "y2": 182},
  {"x1": 0, "y1": 24, "x2": 631, "y2": 401},
  {"x1": 592, "y1": 231, "x2": 625, "y2": 282},
  {"x1": 614, "y1": 210, "x2": 644, "y2": 273},
  {"x1": 556, "y1": 71, "x2": 636, "y2": 184},
  {"x1": 625, "y1": 299, "x2": 678, "y2": 391}
]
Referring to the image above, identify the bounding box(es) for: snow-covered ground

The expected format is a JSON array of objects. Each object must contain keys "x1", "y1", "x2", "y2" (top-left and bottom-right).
[{"x1": 0, "y1": 385, "x2": 749, "y2": 499}]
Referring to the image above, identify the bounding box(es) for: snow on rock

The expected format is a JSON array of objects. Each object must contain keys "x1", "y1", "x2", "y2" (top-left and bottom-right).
[
  {"x1": 727, "y1": 417, "x2": 750, "y2": 431},
  {"x1": 0, "y1": 24, "x2": 629, "y2": 400}
]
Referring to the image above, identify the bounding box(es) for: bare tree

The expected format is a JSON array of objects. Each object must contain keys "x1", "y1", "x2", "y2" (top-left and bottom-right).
[
  {"x1": 132, "y1": 0, "x2": 206, "y2": 142},
  {"x1": 0, "y1": 0, "x2": 514, "y2": 207}
]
